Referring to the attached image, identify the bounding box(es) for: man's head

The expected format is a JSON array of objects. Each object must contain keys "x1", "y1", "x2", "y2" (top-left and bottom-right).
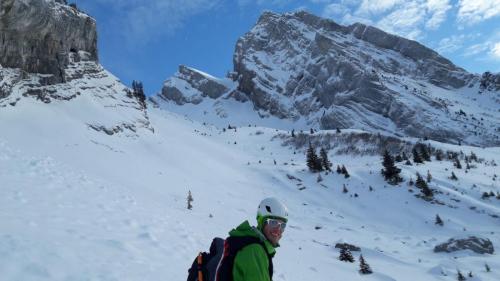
[{"x1": 256, "y1": 197, "x2": 288, "y2": 246}]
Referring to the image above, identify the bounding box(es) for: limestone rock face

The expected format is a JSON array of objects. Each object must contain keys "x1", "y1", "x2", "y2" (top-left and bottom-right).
[
  {"x1": 0, "y1": 0, "x2": 97, "y2": 83},
  {"x1": 154, "y1": 10, "x2": 500, "y2": 146},
  {"x1": 159, "y1": 65, "x2": 229, "y2": 105},
  {"x1": 434, "y1": 236, "x2": 494, "y2": 255}
]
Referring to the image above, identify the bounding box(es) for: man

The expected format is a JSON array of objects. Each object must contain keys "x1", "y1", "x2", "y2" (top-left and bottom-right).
[{"x1": 224, "y1": 197, "x2": 288, "y2": 281}]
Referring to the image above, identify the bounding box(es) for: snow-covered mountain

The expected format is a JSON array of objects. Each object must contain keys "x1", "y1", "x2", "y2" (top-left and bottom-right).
[
  {"x1": 153, "y1": 11, "x2": 500, "y2": 147},
  {"x1": 1, "y1": 2, "x2": 499, "y2": 281}
]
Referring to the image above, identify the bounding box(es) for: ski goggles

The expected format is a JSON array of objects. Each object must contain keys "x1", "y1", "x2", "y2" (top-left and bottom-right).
[{"x1": 265, "y1": 218, "x2": 287, "y2": 232}]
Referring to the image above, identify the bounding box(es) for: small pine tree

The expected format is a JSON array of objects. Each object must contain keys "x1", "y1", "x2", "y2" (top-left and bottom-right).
[
  {"x1": 381, "y1": 150, "x2": 402, "y2": 185},
  {"x1": 450, "y1": 171, "x2": 458, "y2": 180},
  {"x1": 310, "y1": 128, "x2": 314, "y2": 134},
  {"x1": 468, "y1": 272, "x2": 473, "y2": 278},
  {"x1": 395, "y1": 154, "x2": 403, "y2": 162},
  {"x1": 320, "y1": 147, "x2": 332, "y2": 171},
  {"x1": 336, "y1": 128, "x2": 341, "y2": 133},
  {"x1": 482, "y1": 192, "x2": 490, "y2": 199},
  {"x1": 339, "y1": 248, "x2": 354, "y2": 262},
  {"x1": 359, "y1": 255, "x2": 373, "y2": 274},
  {"x1": 402, "y1": 151, "x2": 408, "y2": 161},
  {"x1": 455, "y1": 158, "x2": 462, "y2": 169},
  {"x1": 342, "y1": 165, "x2": 350, "y2": 178},
  {"x1": 485, "y1": 263, "x2": 490, "y2": 272},
  {"x1": 435, "y1": 149, "x2": 443, "y2": 161},
  {"x1": 187, "y1": 190, "x2": 194, "y2": 210},
  {"x1": 291, "y1": 129, "x2": 295, "y2": 137},
  {"x1": 416, "y1": 173, "x2": 433, "y2": 197},
  {"x1": 421, "y1": 145, "x2": 431, "y2": 162},
  {"x1": 435, "y1": 214, "x2": 443, "y2": 226},
  {"x1": 405, "y1": 159, "x2": 412, "y2": 165},
  {"x1": 457, "y1": 270, "x2": 466, "y2": 281},
  {"x1": 306, "y1": 142, "x2": 322, "y2": 172},
  {"x1": 336, "y1": 165, "x2": 342, "y2": 174},
  {"x1": 342, "y1": 184, "x2": 349, "y2": 193},
  {"x1": 427, "y1": 170, "x2": 432, "y2": 183},
  {"x1": 412, "y1": 148, "x2": 423, "y2": 164}
]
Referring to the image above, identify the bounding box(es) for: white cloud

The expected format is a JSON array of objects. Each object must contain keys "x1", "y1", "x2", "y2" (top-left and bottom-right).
[
  {"x1": 463, "y1": 43, "x2": 489, "y2": 57},
  {"x1": 491, "y1": 42, "x2": 500, "y2": 59},
  {"x1": 425, "y1": 0, "x2": 451, "y2": 29},
  {"x1": 320, "y1": 0, "x2": 452, "y2": 40},
  {"x1": 457, "y1": 0, "x2": 500, "y2": 25},
  {"x1": 376, "y1": 1, "x2": 426, "y2": 39},
  {"x1": 436, "y1": 33, "x2": 479, "y2": 54},
  {"x1": 323, "y1": 3, "x2": 351, "y2": 18},
  {"x1": 357, "y1": 0, "x2": 403, "y2": 16}
]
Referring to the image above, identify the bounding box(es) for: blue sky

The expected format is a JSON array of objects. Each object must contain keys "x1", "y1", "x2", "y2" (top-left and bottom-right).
[{"x1": 75, "y1": 0, "x2": 500, "y2": 95}]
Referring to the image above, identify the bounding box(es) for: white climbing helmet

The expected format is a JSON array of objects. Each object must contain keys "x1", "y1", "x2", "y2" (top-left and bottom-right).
[{"x1": 256, "y1": 197, "x2": 289, "y2": 229}]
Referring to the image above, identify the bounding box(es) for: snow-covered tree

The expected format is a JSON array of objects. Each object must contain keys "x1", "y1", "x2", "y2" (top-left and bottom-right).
[
  {"x1": 381, "y1": 150, "x2": 402, "y2": 185},
  {"x1": 435, "y1": 214, "x2": 443, "y2": 226},
  {"x1": 320, "y1": 147, "x2": 332, "y2": 171},
  {"x1": 306, "y1": 142, "x2": 322, "y2": 172},
  {"x1": 412, "y1": 147, "x2": 423, "y2": 164},
  {"x1": 187, "y1": 190, "x2": 193, "y2": 210},
  {"x1": 339, "y1": 248, "x2": 354, "y2": 262},
  {"x1": 457, "y1": 270, "x2": 465, "y2": 281},
  {"x1": 359, "y1": 255, "x2": 373, "y2": 274}
]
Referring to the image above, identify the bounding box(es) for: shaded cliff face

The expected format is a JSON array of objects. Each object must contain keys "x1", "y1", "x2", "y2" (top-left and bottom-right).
[
  {"x1": 155, "y1": 10, "x2": 499, "y2": 146},
  {"x1": 0, "y1": 0, "x2": 97, "y2": 83}
]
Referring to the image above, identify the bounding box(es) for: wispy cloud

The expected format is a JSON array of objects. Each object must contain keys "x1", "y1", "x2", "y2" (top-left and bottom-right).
[
  {"x1": 320, "y1": 0, "x2": 452, "y2": 40},
  {"x1": 436, "y1": 33, "x2": 479, "y2": 54},
  {"x1": 490, "y1": 42, "x2": 500, "y2": 60},
  {"x1": 87, "y1": 0, "x2": 221, "y2": 45},
  {"x1": 457, "y1": 0, "x2": 500, "y2": 25}
]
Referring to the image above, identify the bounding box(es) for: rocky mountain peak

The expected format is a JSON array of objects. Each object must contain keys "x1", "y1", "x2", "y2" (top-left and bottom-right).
[
  {"x1": 0, "y1": 0, "x2": 97, "y2": 83},
  {"x1": 157, "y1": 10, "x2": 499, "y2": 146}
]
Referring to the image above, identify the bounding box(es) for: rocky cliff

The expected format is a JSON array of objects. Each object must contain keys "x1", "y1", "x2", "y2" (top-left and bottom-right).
[
  {"x1": 155, "y1": 11, "x2": 499, "y2": 146},
  {"x1": 0, "y1": 0, "x2": 97, "y2": 83}
]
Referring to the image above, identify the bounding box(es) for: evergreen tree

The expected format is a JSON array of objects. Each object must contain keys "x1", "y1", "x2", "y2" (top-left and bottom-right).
[
  {"x1": 359, "y1": 255, "x2": 373, "y2": 274},
  {"x1": 339, "y1": 248, "x2": 354, "y2": 262},
  {"x1": 455, "y1": 158, "x2": 462, "y2": 169},
  {"x1": 435, "y1": 214, "x2": 443, "y2": 226},
  {"x1": 336, "y1": 128, "x2": 341, "y2": 133},
  {"x1": 412, "y1": 147, "x2": 423, "y2": 164},
  {"x1": 306, "y1": 142, "x2": 322, "y2": 172},
  {"x1": 468, "y1": 272, "x2": 473, "y2": 278},
  {"x1": 485, "y1": 263, "x2": 490, "y2": 272},
  {"x1": 402, "y1": 151, "x2": 408, "y2": 161},
  {"x1": 187, "y1": 190, "x2": 193, "y2": 210},
  {"x1": 450, "y1": 171, "x2": 458, "y2": 180},
  {"x1": 405, "y1": 159, "x2": 412, "y2": 165},
  {"x1": 320, "y1": 147, "x2": 332, "y2": 171},
  {"x1": 457, "y1": 270, "x2": 465, "y2": 281},
  {"x1": 381, "y1": 150, "x2": 402, "y2": 185},
  {"x1": 131, "y1": 80, "x2": 146, "y2": 108},
  {"x1": 342, "y1": 184, "x2": 349, "y2": 193},
  {"x1": 291, "y1": 129, "x2": 295, "y2": 137},
  {"x1": 395, "y1": 154, "x2": 403, "y2": 162},
  {"x1": 342, "y1": 165, "x2": 350, "y2": 178},
  {"x1": 482, "y1": 192, "x2": 490, "y2": 200},
  {"x1": 427, "y1": 170, "x2": 432, "y2": 183},
  {"x1": 416, "y1": 173, "x2": 433, "y2": 197},
  {"x1": 310, "y1": 128, "x2": 314, "y2": 134},
  {"x1": 435, "y1": 149, "x2": 443, "y2": 161},
  {"x1": 420, "y1": 145, "x2": 431, "y2": 162},
  {"x1": 336, "y1": 165, "x2": 342, "y2": 174}
]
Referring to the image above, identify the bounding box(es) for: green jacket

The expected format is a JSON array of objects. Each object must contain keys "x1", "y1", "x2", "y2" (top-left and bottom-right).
[{"x1": 229, "y1": 221, "x2": 276, "y2": 281}]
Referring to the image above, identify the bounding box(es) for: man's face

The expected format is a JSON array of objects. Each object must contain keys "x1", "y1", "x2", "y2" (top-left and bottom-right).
[{"x1": 263, "y1": 218, "x2": 286, "y2": 246}]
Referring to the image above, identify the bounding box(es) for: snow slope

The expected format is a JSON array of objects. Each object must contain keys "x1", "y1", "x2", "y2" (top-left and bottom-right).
[{"x1": 1, "y1": 94, "x2": 499, "y2": 280}]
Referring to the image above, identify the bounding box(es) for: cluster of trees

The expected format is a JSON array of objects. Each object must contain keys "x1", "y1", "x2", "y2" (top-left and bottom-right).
[
  {"x1": 339, "y1": 248, "x2": 372, "y2": 274},
  {"x1": 482, "y1": 191, "x2": 500, "y2": 200},
  {"x1": 126, "y1": 80, "x2": 147, "y2": 109},
  {"x1": 306, "y1": 143, "x2": 332, "y2": 172}
]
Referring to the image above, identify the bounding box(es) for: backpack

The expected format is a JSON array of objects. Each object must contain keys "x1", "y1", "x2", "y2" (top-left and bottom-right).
[{"x1": 187, "y1": 236, "x2": 273, "y2": 281}]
